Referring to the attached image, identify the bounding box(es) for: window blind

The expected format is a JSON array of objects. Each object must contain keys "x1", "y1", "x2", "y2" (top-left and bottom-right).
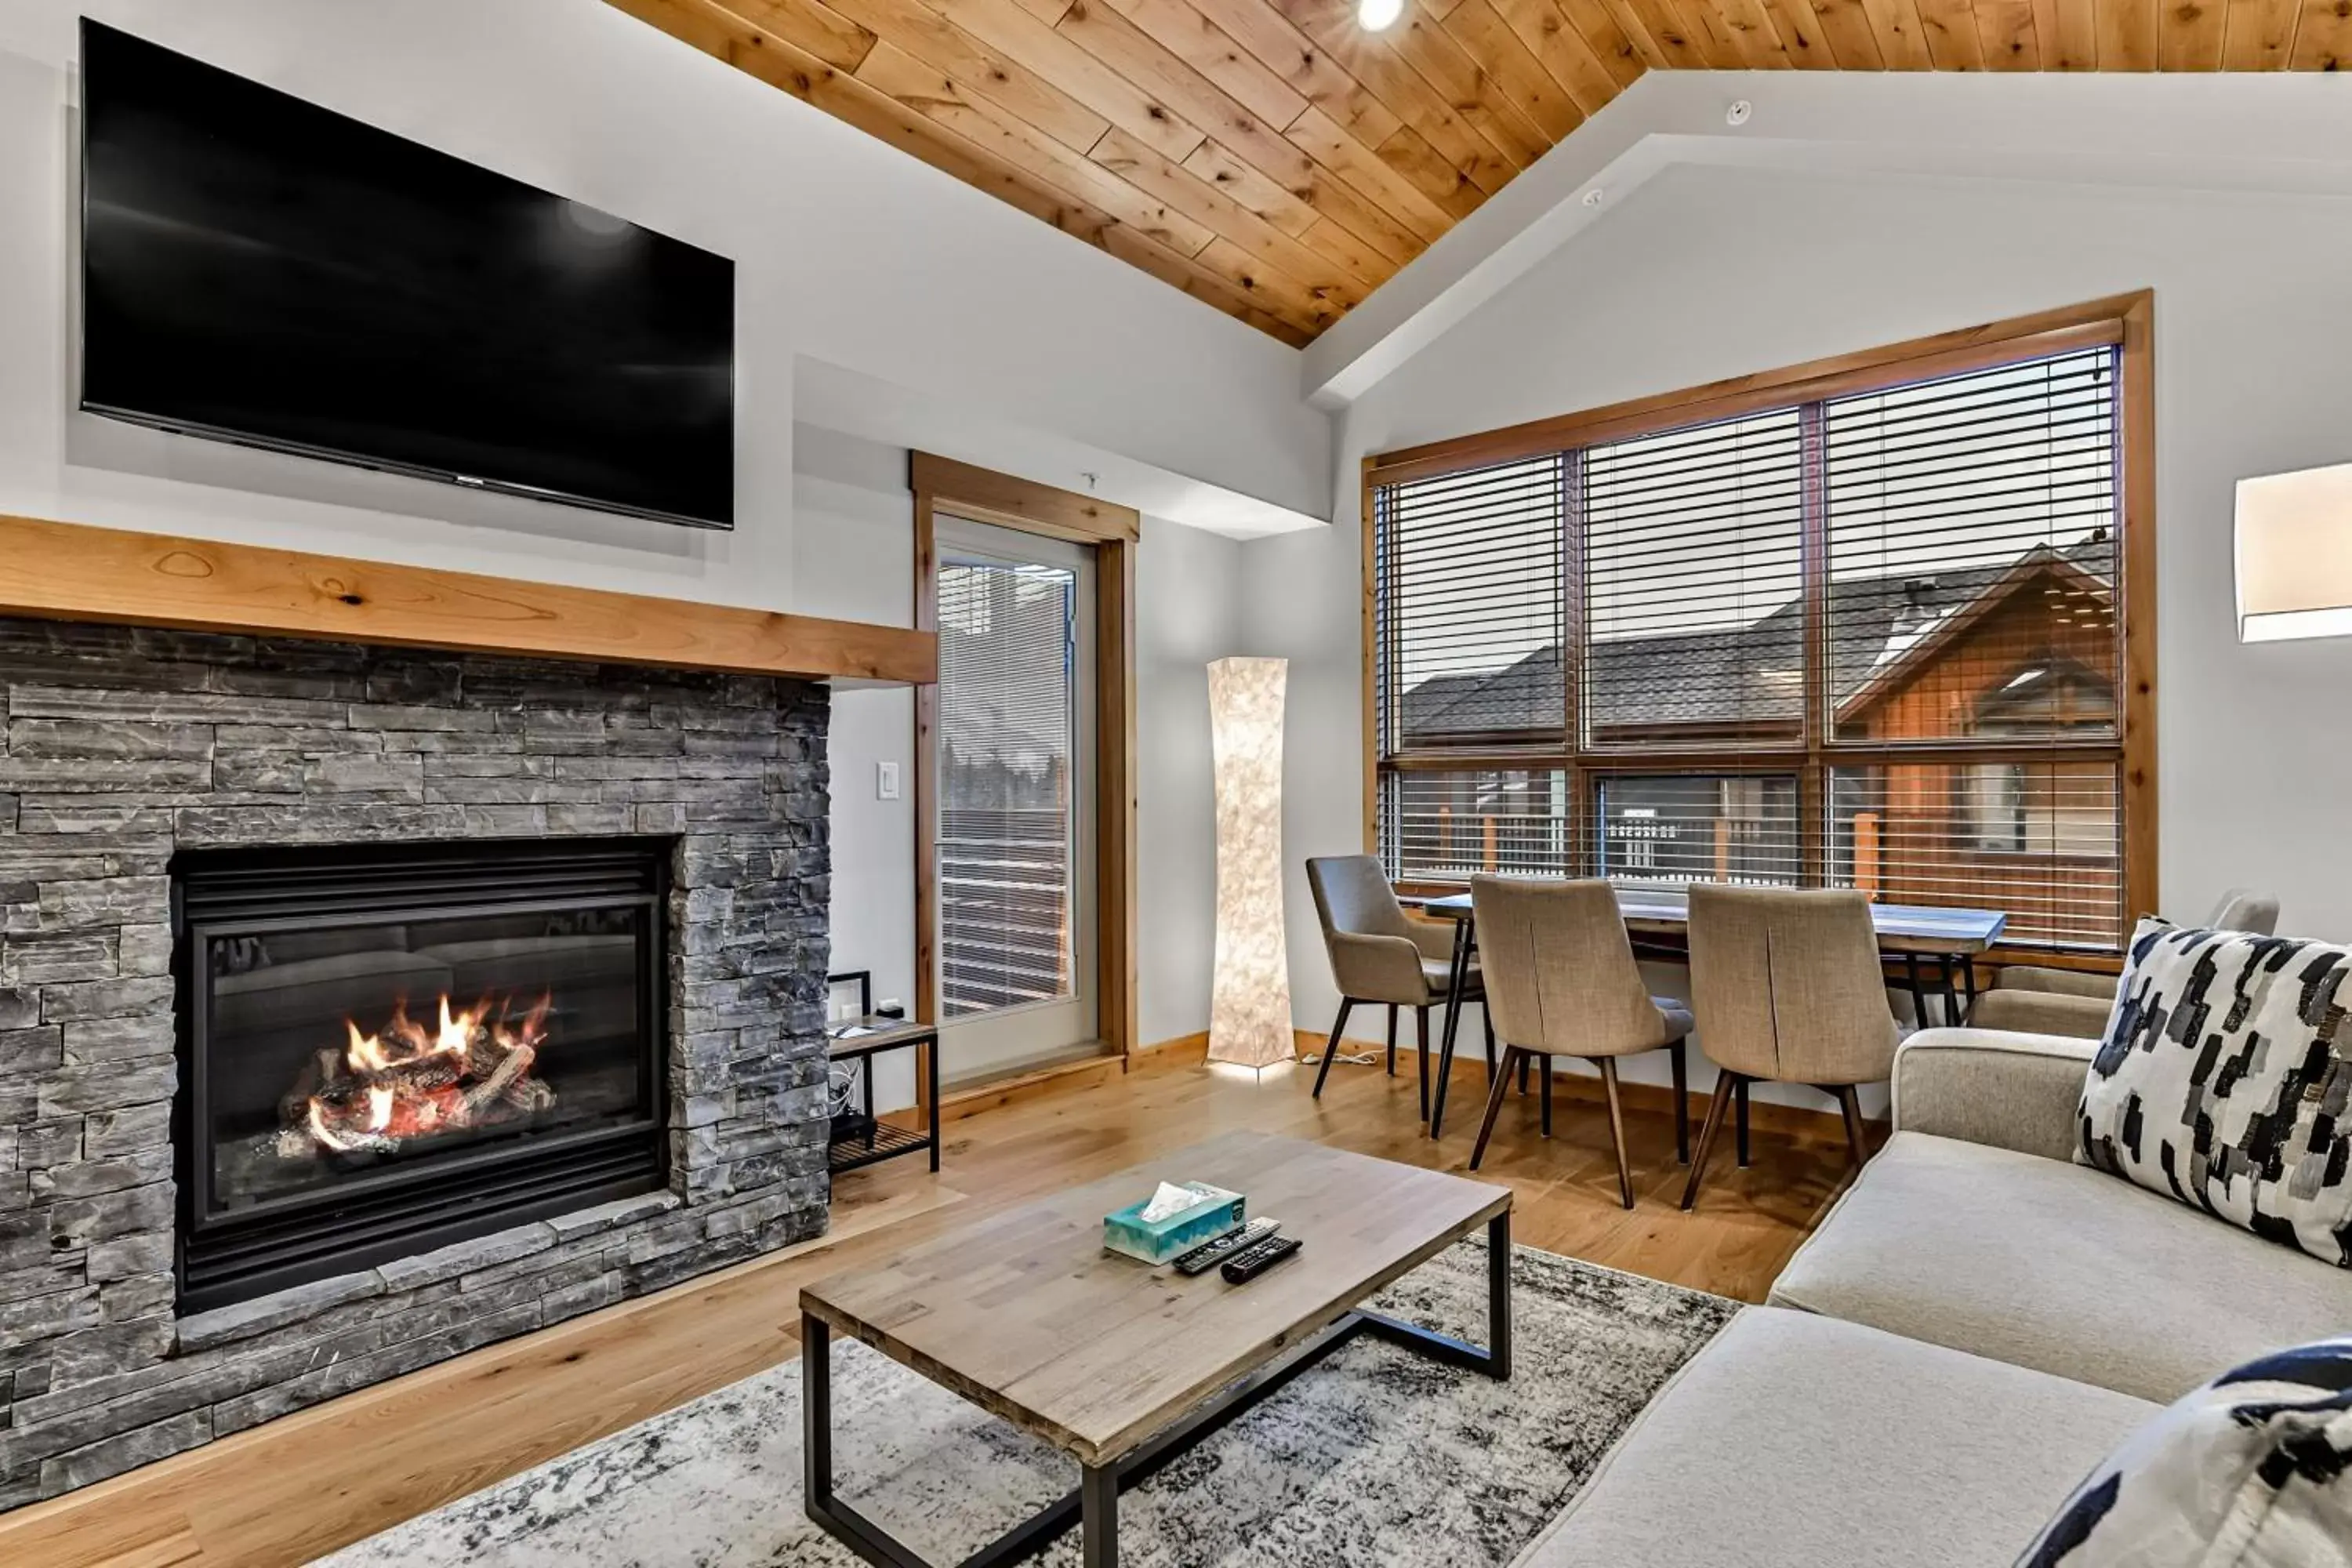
[
  {"x1": 1378, "y1": 456, "x2": 1565, "y2": 752},
  {"x1": 1372, "y1": 335, "x2": 2132, "y2": 951},
  {"x1": 936, "y1": 561, "x2": 1077, "y2": 1016},
  {"x1": 1582, "y1": 408, "x2": 1806, "y2": 750},
  {"x1": 1822, "y1": 347, "x2": 2123, "y2": 948}
]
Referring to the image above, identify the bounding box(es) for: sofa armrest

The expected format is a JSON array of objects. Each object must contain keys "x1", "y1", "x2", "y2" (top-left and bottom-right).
[
  {"x1": 1966, "y1": 988, "x2": 2107, "y2": 1040},
  {"x1": 1889, "y1": 1027, "x2": 2097, "y2": 1163}
]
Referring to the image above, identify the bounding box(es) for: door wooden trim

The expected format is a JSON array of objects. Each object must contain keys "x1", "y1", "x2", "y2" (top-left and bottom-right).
[{"x1": 912, "y1": 456, "x2": 1141, "y2": 1097}]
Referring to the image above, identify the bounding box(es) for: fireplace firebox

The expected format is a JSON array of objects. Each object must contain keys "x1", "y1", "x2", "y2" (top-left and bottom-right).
[{"x1": 173, "y1": 839, "x2": 672, "y2": 1313}]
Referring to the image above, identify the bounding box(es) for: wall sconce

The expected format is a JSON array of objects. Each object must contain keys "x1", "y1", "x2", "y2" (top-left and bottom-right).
[
  {"x1": 1207, "y1": 657, "x2": 1292, "y2": 1069},
  {"x1": 2237, "y1": 462, "x2": 2352, "y2": 642}
]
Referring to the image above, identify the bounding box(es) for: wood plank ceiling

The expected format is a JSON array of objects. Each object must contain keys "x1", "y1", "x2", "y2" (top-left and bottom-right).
[{"x1": 610, "y1": 0, "x2": 2352, "y2": 345}]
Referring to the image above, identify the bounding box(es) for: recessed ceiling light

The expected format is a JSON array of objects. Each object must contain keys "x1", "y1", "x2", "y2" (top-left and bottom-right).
[{"x1": 1359, "y1": 0, "x2": 1404, "y2": 31}]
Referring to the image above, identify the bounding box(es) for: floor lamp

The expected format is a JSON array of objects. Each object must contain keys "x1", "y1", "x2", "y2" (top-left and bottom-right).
[{"x1": 1207, "y1": 656, "x2": 1292, "y2": 1069}]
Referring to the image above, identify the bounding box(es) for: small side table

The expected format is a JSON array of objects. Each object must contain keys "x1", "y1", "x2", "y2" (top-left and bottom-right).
[{"x1": 824, "y1": 972, "x2": 940, "y2": 1175}]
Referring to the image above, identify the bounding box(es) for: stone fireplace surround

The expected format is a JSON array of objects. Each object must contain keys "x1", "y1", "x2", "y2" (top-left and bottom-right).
[{"x1": 0, "y1": 615, "x2": 833, "y2": 1506}]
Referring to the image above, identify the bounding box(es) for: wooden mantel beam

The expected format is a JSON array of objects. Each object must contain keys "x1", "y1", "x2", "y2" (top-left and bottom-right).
[{"x1": 0, "y1": 514, "x2": 935, "y2": 684}]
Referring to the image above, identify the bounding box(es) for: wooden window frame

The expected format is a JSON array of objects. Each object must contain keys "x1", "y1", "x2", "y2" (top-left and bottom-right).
[
  {"x1": 911, "y1": 453, "x2": 1139, "y2": 1084},
  {"x1": 1360, "y1": 292, "x2": 2157, "y2": 968}
]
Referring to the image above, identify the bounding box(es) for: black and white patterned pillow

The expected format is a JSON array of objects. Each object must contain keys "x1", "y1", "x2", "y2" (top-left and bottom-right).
[
  {"x1": 2077, "y1": 919, "x2": 2352, "y2": 1268},
  {"x1": 2019, "y1": 1338, "x2": 2352, "y2": 1566}
]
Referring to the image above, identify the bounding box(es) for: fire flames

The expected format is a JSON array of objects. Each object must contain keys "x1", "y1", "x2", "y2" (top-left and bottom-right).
[{"x1": 294, "y1": 992, "x2": 557, "y2": 1156}]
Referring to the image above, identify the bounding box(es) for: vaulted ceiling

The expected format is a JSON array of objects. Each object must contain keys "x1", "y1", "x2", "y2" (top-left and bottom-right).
[{"x1": 610, "y1": 0, "x2": 2352, "y2": 345}]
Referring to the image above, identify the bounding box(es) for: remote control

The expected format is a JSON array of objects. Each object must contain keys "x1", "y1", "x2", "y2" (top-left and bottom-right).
[
  {"x1": 1220, "y1": 1234, "x2": 1301, "y2": 1283},
  {"x1": 1172, "y1": 1218, "x2": 1280, "y2": 1276}
]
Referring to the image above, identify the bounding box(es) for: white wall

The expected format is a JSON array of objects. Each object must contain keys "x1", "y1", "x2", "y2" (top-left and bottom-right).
[
  {"x1": 0, "y1": 0, "x2": 1329, "y2": 617},
  {"x1": 1250, "y1": 157, "x2": 2352, "y2": 1103},
  {"x1": 1135, "y1": 522, "x2": 1247, "y2": 1046}
]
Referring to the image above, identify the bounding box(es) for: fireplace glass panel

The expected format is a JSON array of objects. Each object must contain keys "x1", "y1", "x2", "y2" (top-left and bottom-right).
[{"x1": 199, "y1": 906, "x2": 655, "y2": 1216}]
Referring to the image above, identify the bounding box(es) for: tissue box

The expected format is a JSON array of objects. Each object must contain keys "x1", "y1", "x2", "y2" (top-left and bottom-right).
[{"x1": 1102, "y1": 1182, "x2": 1244, "y2": 1265}]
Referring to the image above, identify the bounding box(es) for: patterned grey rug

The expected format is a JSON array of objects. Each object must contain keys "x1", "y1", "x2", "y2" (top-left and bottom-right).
[{"x1": 325, "y1": 1241, "x2": 1737, "y2": 1567}]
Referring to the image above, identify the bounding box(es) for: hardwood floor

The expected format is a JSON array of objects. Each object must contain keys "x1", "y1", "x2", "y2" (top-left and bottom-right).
[{"x1": 0, "y1": 1051, "x2": 1863, "y2": 1568}]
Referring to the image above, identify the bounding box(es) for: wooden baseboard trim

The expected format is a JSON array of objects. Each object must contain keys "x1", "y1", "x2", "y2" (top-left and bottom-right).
[{"x1": 934, "y1": 1047, "x2": 1126, "y2": 1123}]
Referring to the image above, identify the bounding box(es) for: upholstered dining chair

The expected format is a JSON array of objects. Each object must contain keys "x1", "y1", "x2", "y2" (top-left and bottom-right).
[
  {"x1": 1305, "y1": 855, "x2": 1493, "y2": 1120},
  {"x1": 1682, "y1": 884, "x2": 1900, "y2": 1212},
  {"x1": 1969, "y1": 888, "x2": 2281, "y2": 1039},
  {"x1": 1465, "y1": 877, "x2": 1693, "y2": 1208}
]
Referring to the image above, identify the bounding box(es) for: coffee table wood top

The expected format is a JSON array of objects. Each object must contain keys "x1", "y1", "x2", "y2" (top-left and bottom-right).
[{"x1": 800, "y1": 1130, "x2": 1510, "y2": 1465}]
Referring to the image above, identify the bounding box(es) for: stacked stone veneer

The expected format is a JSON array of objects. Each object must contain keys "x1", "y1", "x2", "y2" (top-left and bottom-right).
[{"x1": 0, "y1": 616, "x2": 833, "y2": 1505}]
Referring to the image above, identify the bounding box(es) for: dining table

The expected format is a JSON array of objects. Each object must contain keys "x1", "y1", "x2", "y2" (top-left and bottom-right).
[{"x1": 1399, "y1": 886, "x2": 2009, "y2": 1140}]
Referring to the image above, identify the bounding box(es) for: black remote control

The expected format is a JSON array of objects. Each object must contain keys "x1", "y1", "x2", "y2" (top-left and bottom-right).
[
  {"x1": 1221, "y1": 1234, "x2": 1301, "y2": 1283},
  {"x1": 1172, "y1": 1218, "x2": 1279, "y2": 1276}
]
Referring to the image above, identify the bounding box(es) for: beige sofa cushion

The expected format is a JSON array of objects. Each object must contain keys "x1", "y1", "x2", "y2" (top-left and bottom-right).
[
  {"x1": 1514, "y1": 1308, "x2": 2151, "y2": 1568},
  {"x1": 1769, "y1": 1132, "x2": 2352, "y2": 1403}
]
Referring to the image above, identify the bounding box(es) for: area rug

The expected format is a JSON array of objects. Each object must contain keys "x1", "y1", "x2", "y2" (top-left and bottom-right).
[{"x1": 325, "y1": 1240, "x2": 1737, "y2": 1567}]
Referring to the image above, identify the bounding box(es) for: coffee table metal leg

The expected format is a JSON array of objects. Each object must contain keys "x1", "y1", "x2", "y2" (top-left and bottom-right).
[
  {"x1": 804, "y1": 1311, "x2": 840, "y2": 1535},
  {"x1": 1487, "y1": 1209, "x2": 1512, "y2": 1381},
  {"x1": 1081, "y1": 1463, "x2": 1118, "y2": 1568}
]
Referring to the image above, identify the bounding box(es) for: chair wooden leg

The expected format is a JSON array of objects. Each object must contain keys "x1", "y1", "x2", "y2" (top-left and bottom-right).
[
  {"x1": 1517, "y1": 1052, "x2": 1530, "y2": 1095},
  {"x1": 1597, "y1": 1058, "x2": 1634, "y2": 1210},
  {"x1": 1838, "y1": 1086, "x2": 1867, "y2": 1167},
  {"x1": 1734, "y1": 1077, "x2": 1751, "y2": 1168},
  {"x1": 1310, "y1": 998, "x2": 1354, "y2": 1100},
  {"x1": 1539, "y1": 1055, "x2": 1552, "y2": 1136},
  {"x1": 1385, "y1": 1005, "x2": 1398, "y2": 1076},
  {"x1": 1670, "y1": 1040, "x2": 1690, "y2": 1164},
  {"x1": 1482, "y1": 1007, "x2": 1497, "y2": 1076},
  {"x1": 1681, "y1": 1072, "x2": 1738, "y2": 1212},
  {"x1": 1415, "y1": 1007, "x2": 1431, "y2": 1123},
  {"x1": 1468, "y1": 1047, "x2": 1523, "y2": 1171}
]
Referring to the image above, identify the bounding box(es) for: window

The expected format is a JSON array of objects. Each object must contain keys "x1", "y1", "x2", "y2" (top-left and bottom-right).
[{"x1": 1368, "y1": 302, "x2": 2150, "y2": 953}]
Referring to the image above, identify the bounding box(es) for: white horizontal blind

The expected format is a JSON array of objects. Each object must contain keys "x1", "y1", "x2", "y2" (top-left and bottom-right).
[
  {"x1": 936, "y1": 561, "x2": 1076, "y2": 1016},
  {"x1": 1384, "y1": 768, "x2": 1573, "y2": 884},
  {"x1": 1824, "y1": 349, "x2": 2120, "y2": 740},
  {"x1": 1374, "y1": 339, "x2": 2132, "y2": 949},
  {"x1": 1823, "y1": 348, "x2": 2123, "y2": 949},
  {"x1": 1380, "y1": 456, "x2": 1566, "y2": 751},
  {"x1": 1582, "y1": 408, "x2": 1806, "y2": 750}
]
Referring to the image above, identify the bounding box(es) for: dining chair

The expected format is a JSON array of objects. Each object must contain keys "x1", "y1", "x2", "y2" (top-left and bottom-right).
[
  {"x1": 1465, "y1": 877, "x2": 1693, "y2": 1207},
  {"x1": 1970, "y1": 887, "x2": 2281, "y2": 1038},
  {"x1": 1682, "y1": 884, "x2": 1900, "y2": 1212},
  {"x1": 1304, "y1": 855, "x2": 1494, "y2": 1120}
]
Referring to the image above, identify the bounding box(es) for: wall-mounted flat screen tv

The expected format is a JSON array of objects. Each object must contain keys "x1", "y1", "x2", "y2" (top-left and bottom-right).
[{"x1": 80, "y1": 21, "x2": 735, "y2": 530}]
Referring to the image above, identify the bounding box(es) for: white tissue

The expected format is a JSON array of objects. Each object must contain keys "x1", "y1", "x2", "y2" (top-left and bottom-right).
[{"x1": 1138, "y1": 1181, "x2": 1203, "y2": 1224}]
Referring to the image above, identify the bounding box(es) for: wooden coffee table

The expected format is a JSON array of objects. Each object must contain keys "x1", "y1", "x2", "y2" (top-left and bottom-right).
[{"x1": 800, "y1": 1131, "x2": 1513, "y2": 1568}]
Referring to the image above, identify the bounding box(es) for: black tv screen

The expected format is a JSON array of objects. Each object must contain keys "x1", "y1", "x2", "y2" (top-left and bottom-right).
[{"x1": 79, "y1": 21, "x2": 735, "y2": 530}]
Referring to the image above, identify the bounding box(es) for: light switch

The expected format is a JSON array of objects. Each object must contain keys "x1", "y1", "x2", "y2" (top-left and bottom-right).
[{"x1": 877, "y1": 761, "x2": 901, "y2": 800}]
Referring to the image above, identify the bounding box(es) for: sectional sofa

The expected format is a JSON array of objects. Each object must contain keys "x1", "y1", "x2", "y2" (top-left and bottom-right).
[{"x1": 1515, "y1": 1025, "x2": 2352, "y2": 1566}]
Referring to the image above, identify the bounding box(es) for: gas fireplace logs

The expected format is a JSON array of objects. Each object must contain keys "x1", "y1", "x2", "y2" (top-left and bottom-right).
[{"x1": 286, "y1": 993, "x2": 559, "y2": 1158}]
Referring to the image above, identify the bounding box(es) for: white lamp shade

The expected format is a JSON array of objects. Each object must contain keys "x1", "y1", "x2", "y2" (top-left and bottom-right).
[
  {"x1": 2236, "y1": 462, "x2": 2352, "y2": 643},
  {"x1": 1207, "y1": 656, "x2": 1292, "y2": 1069}
]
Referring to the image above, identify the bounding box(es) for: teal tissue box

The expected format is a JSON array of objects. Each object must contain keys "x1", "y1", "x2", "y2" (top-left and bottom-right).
[{"x1": 1103, "y1": 1182, "x2": 1243, "y2": 1265}]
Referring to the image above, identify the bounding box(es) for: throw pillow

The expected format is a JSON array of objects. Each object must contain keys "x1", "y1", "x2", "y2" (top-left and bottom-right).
[
  {"x1": 2018, "y1": 1337, "x2": 2352, "y2": 1567},
  {"x1": 2077, "y1": 919, "x2": 2352, "y2": 1268}
]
